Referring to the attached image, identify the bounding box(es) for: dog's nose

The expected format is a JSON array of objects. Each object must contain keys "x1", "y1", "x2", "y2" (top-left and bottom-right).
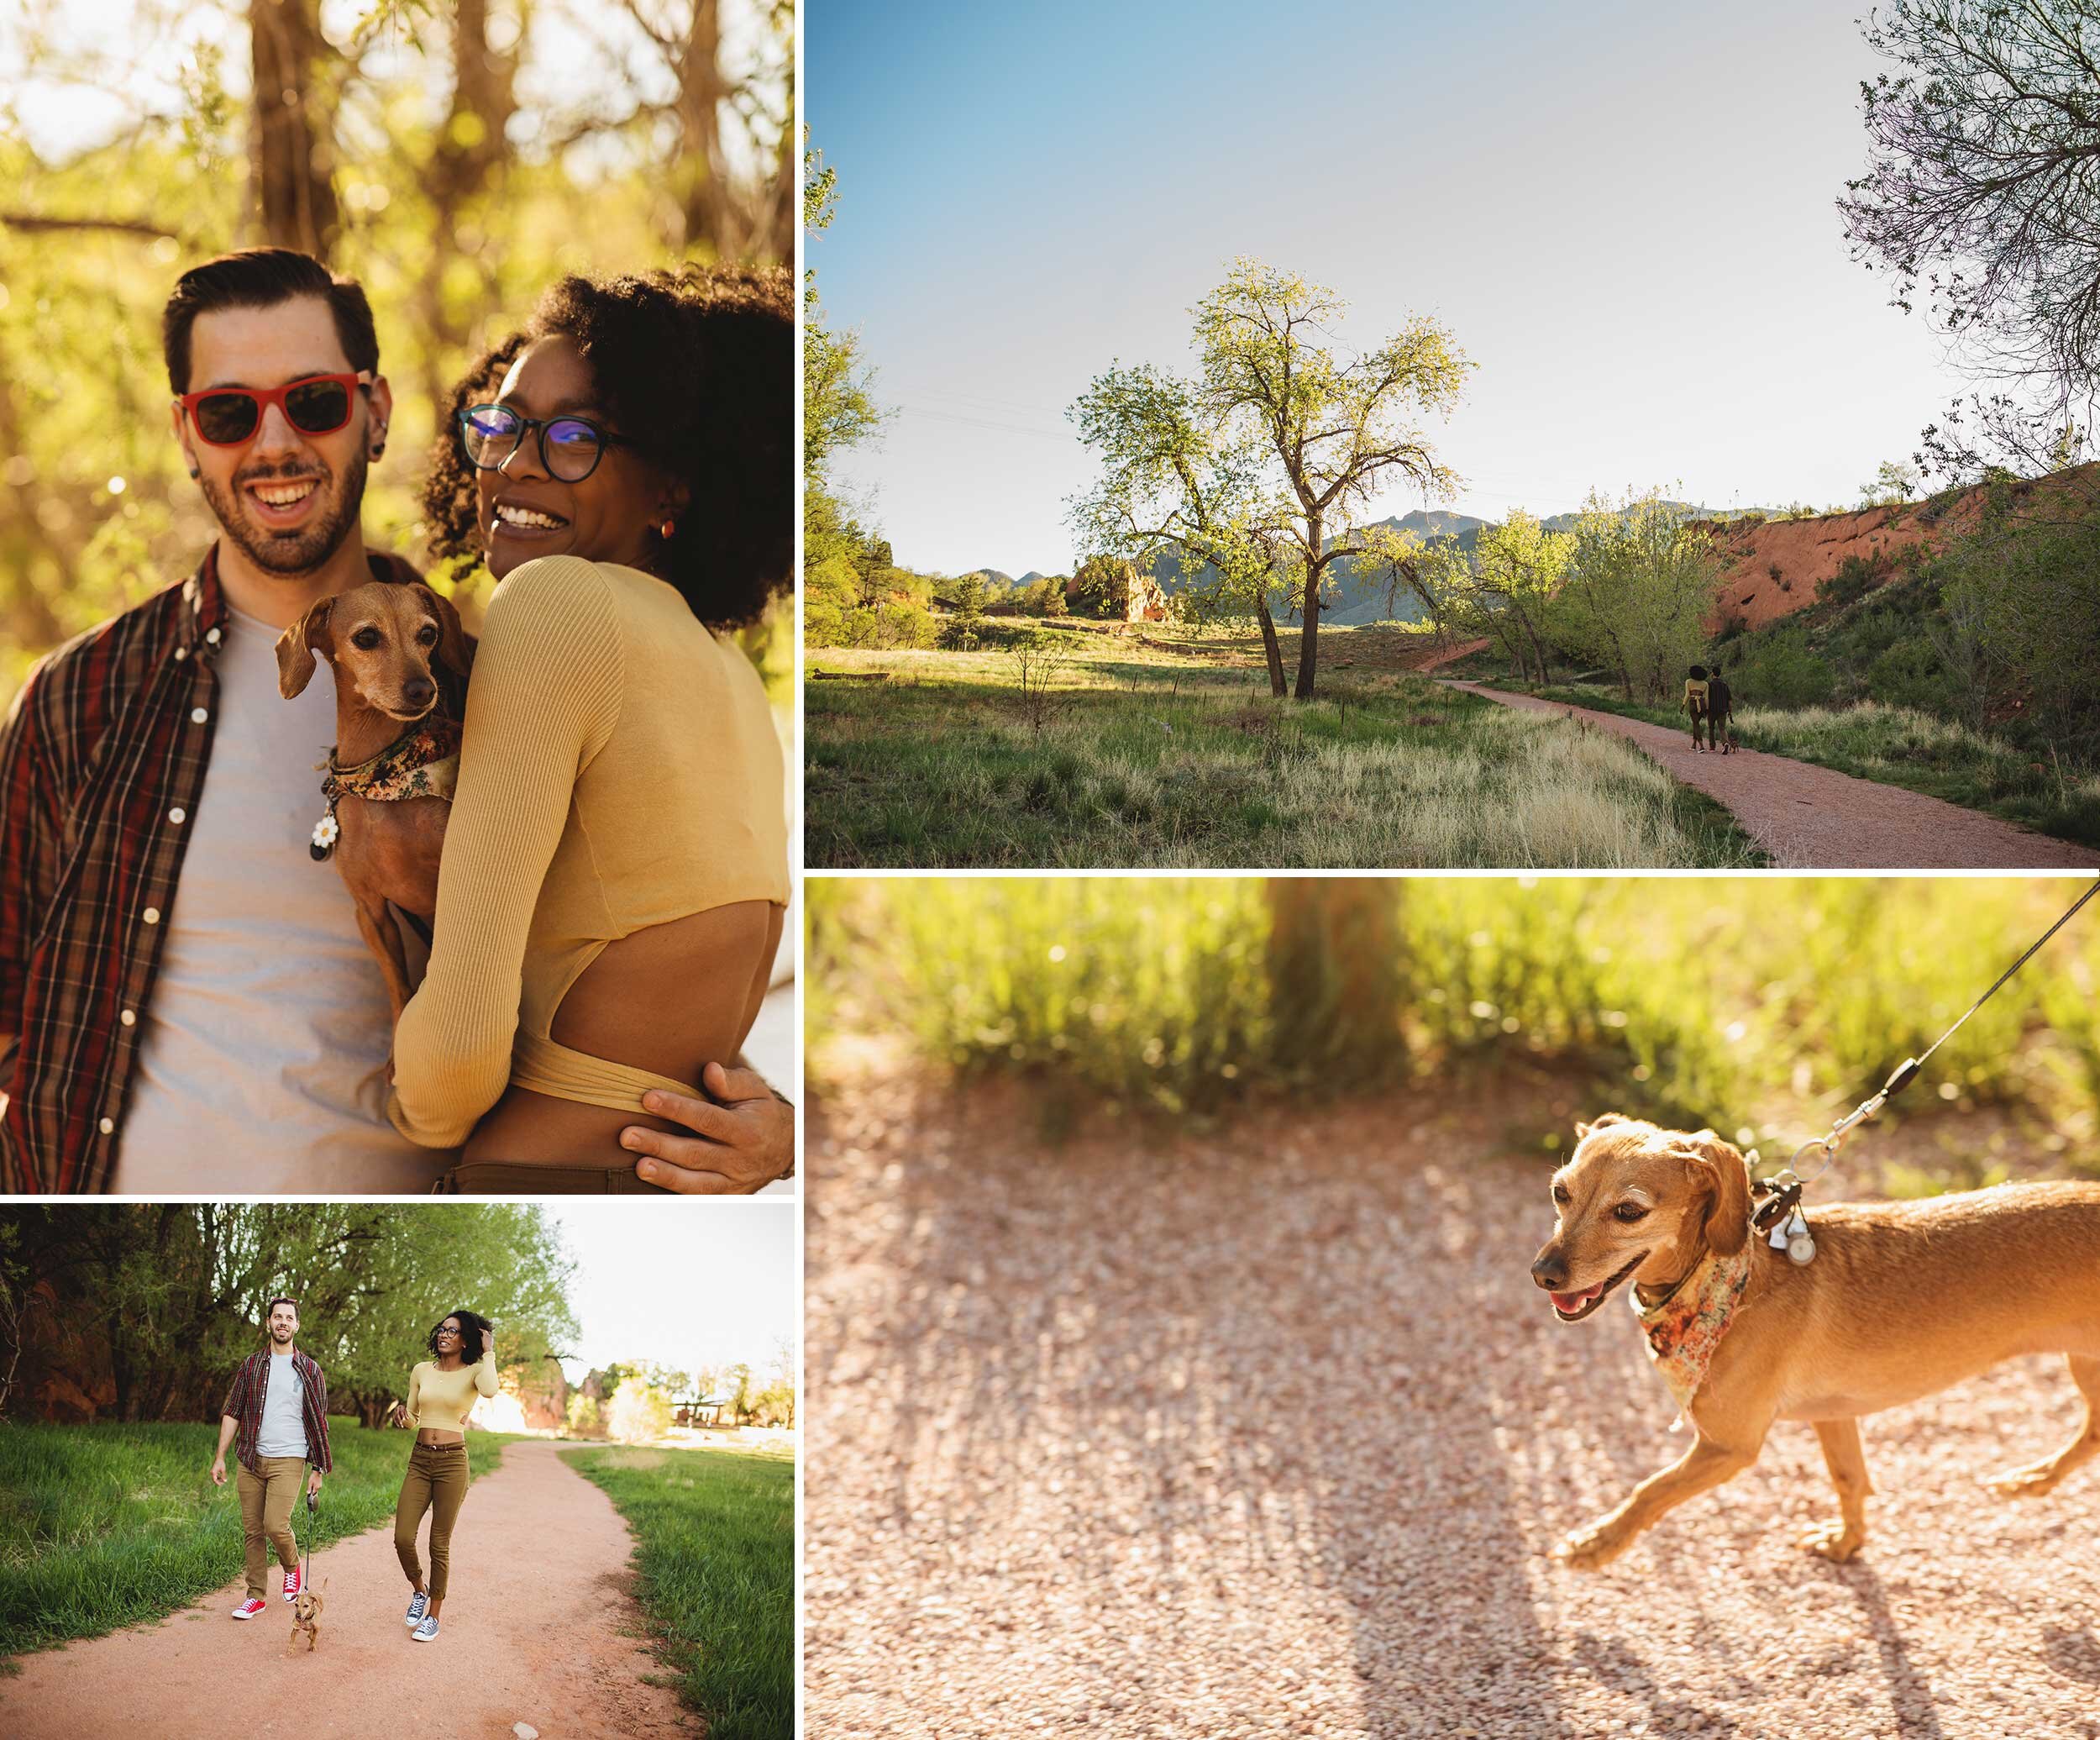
[
  {"x1": 1531, "y1": 1249, "x2": 1568, "y2": 1290},
  {"x1": 402, "y1": 677, "x2": 434, "y2": 710}
]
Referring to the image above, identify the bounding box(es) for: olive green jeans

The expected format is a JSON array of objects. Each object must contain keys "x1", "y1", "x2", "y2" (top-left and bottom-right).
[
  {"x1": 236, "y1": 1456, "x2": 308, "y2": 1600},
  {"x1": 394, "y1": 1440, "x2": 470, "y2": 1600}
]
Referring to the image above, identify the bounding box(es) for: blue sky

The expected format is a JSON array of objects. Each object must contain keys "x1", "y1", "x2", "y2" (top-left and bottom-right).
[{"x1": 809, "y1": 0, "x2": 1969, "y2": 576}]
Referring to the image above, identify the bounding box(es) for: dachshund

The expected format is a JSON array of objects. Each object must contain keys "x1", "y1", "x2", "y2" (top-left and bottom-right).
[
  {"x1": 1534, "y1": 1113, "x2": 2100, "y2": 1569},
  {"x1": 276, "y1": 581, "x2": 471, "y2": 1021}
]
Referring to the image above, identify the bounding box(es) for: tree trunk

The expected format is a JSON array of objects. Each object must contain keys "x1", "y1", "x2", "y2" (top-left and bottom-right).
[
  {"x1": 1265, "y1": 879, "x2": 1402, "y2": 1082},
  {"x1": 675, "y1": 0, "x2": 733, "y2": 255},
  {"x1": 1294, "y1": 514, "x2": 1323, "y2": 699},
  {"x1": 249, "y1": 0, "x2": 340, "y2": 259},
  {"x1": 1254, "y1": 592, "x2": 1287, "y2": 697},
  {"x1": 416, "y1": 0, "x2": 517, "y2": 413}
]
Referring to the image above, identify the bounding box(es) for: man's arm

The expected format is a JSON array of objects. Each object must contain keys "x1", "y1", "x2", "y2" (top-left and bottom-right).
[
  {"x1": 210, "y1": 1414, "x2": 238, "y2": 1485},
  {"x1": 307, "y1": 1361, "x2": 332, "y2": 1483},
  {"x1": 0, "y1": 672, "x2": 62, "y2": 1070},
  {"x1": 617, "y1": 1062, "x2": 794, "y2": 1195}
]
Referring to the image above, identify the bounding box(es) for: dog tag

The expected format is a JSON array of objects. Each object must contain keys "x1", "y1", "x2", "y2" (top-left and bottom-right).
[
  {"x1": 1767, "y1": 1222, "x2": 1791, "y2": 1250},
  {"x1": 310, "y1": 812, "x2": 339, "y2": 862},
  {"x1": 1784, "y1": 1207, "x2": 1815, "y2": 1265}
]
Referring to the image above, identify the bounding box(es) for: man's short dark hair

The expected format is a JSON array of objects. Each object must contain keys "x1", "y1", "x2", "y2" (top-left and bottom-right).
[
  {"x1": 163, "y1": 249, "x2": 379, "y2": 395},
  {"x1": 266, "y1": 1296, "x2": 300, "y2": 1317}
]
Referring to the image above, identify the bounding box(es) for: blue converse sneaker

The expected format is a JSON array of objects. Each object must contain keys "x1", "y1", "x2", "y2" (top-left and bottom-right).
[
  {"x1": 404, "y1": 1590, "x2": 429, "y2": 1628},
  {"x1": 412, "y1": 1612, "x2": 439, "y2": 1643}
]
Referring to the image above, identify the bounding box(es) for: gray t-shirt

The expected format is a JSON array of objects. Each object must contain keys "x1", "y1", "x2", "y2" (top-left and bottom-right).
[
  {"x1": 108, "y1": 602, "x2": 447, "y2": 1191},
  {"x1": 256, "y1": 1348, "x2": 307, "y2": 1459}
]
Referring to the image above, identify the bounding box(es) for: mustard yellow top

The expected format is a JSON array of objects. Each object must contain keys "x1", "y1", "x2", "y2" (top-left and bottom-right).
[
  {"x1": 403, "y1": 1350, "x2": 500, "y2": 1433},
  {"x1": 386, "y1": 556, "x2": 789, "y2": 1149}
]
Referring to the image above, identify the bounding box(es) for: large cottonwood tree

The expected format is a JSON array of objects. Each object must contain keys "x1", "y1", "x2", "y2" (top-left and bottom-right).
[{"x1": 1072, "y1": 259, "x2": 1469, "y2": 698}]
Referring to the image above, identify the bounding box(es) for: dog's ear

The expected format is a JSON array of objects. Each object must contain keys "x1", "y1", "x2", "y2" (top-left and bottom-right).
[
  {"x1": 1679, "y1": 1129, "x2": 1751, "y2": 1255},
  {"x1": 276, "y1": 598, "x2": 335, "y2": 698},
  {"x1": 422, "y1": 585, "x2": 472, "y2": 679},
  {"x1": 1574, "y1": 1112, "x2": 1631, "y2": 1142}
]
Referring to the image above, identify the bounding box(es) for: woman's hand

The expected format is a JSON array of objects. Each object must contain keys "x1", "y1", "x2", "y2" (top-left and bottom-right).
[
  {"x1": 620, "y1": 1063, "x2": 793, "y2": 1194},
  {"x1": 387, "y1": 1401, "x2": 408, "y2": 1429}
]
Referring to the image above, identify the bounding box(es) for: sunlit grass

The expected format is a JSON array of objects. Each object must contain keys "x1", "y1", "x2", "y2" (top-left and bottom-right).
[
  {"x1": 806, "y1": 639, "x2": 1762, "y2": 868},
  {"x1": 560, "y1": 1444, "x2": 793, "y2": 1740},
  {"x1": 810, "y1": 877, "x2": 2100, "y2": 1142}
]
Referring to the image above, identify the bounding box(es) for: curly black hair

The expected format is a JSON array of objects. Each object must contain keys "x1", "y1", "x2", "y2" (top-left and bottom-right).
[
  {"x1": 427, "y1": 1308, "x2": 493, "y2": 1364},
  {"x1": 422, "y1": 264, "x2": 792, "y2": 629}
]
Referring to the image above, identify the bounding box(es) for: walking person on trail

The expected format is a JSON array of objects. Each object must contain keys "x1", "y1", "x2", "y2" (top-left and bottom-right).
[
  {"x1": 1682, "y1": 665, "x2": 1710, "y2": 752},
  {"x1": 1707, "y1": 660, "x2": 1736, "y2": 754},
  {"x1": 389, "y1": 1308, "x2": 499, "y2": 1643},
  {"x1": 209, "y1": 1296, "x2": 331, "y2": 1620}
]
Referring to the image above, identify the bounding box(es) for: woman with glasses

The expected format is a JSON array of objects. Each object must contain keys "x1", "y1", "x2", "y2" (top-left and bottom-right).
[
  {"x1": 392, "y1": 1311, "x2": 498, "y2": 1642},
  {"x1": 386, "y1": 266, "x2": 790, "y2": 1191}
]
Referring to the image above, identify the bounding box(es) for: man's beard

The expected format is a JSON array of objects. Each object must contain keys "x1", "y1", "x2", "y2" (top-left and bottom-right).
[{"x1": 200, "y1": 446, "x2": 367, "y2": 577}]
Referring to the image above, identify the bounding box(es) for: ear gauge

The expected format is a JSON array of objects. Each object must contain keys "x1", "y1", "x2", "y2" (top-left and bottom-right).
[
  {"x1": 186, "y1": 464, "x2": 200, "y2": 480},
  {"x1": 658, "y1": 517, "x2": 676, "y2": 539}
]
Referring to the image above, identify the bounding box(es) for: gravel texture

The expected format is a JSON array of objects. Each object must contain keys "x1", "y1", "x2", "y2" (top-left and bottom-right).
[
  {"x1": 806, "y1": 1071, "x2": 2100, "y2": 1740},
  {"x1": 1445, "y1": 682, "x2": 2100, "y2": 870}
]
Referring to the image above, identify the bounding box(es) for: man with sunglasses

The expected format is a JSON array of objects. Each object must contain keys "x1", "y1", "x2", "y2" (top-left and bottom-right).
[{"x1": 0, "y1": 249, "x2": 793, "y2": 1192}]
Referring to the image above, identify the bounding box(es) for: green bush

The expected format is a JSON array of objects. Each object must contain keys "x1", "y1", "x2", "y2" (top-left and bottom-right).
[{"x1": 1731, "y1": 628, "x2": 1836, "y2": 707}]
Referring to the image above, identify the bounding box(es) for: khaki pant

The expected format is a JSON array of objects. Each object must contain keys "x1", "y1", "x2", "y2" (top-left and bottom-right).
[
  {"x1": 395, "y1": 1441, "x2": 470, "y2": 1600},
  {"x1": 236, "y1": 1456, "x2": 308, "y2": 1601}
]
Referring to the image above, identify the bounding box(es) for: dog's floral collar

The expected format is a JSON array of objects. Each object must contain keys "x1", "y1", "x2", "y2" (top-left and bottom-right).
[
  {"x1": 1631, "y1": 1241, "x2": 1754, "y2": 1415},
  {"x1": 311, "y1": 716, "x2": 461, "y2": 860}
]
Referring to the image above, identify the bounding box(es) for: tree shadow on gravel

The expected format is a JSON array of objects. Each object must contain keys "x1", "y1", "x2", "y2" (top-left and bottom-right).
[{"x1": 1830, "y1": 1564, "x2": 1948, "y2": 1740}]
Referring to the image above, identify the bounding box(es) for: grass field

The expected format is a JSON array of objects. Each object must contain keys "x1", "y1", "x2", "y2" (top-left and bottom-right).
[
  {"x1": 560, "y1": 1443, "x2": 795, "y2": 1740},
  {"x1": 0, "y1": 1422, "x2": 516, "y2": 1659},
  {"x1": 811, "y1": 875, "x2": 2100, "y2": 1143},
  {"x1": 806, "y1": 631, "x2": 1763, "y2": 868},
  {"x1": 1471, "y1": 675, "x2": 2100, "y2": 849}
]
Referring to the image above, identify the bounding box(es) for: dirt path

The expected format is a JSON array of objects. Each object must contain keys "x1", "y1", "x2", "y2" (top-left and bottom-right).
[
  {"x1": 806, "y1": 1074, "x2": 2100, "y2": 1739},
  {"x1": 1446, "y1": 681, "x2": 2100, "y2": 869},
  {"x1": 1, "y1": 1440, "x2": 690, "y2": 1740}
]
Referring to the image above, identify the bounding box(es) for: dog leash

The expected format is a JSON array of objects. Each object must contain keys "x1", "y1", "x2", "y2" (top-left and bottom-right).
[{"x1": 1755, "y1": 875, "x2": 2100, "y2": 1264}]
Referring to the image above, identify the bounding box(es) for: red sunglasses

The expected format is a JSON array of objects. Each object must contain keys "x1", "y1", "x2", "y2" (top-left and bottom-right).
[{"x1": 176, "y1": 371, "x2": 371, "y2": 447}]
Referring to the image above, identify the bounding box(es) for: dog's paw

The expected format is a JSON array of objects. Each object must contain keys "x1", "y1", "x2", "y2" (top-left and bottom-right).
[
  {"x1": 1986, "y1": 1462, "x2": 2062, "y2": 1499},
  {"x1": 1551, "y1": 1522, "x2": 1629, "y2": 1572},
  {"x1": 1798, "y1": 1521, "x2": 1864, "y2": 1562}
]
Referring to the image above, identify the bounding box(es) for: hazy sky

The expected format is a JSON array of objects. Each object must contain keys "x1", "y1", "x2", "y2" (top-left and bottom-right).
[
  {"x1": 548, "y1": 1201, "x2": 795, "y2": 1384},
  {"x1": 809, "y1": 0, "x2": 1971, "y2": 576}
]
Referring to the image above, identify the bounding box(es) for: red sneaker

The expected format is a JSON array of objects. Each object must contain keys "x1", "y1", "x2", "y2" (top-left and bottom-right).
[
  {"x1": 282, "y1": 1564, "x2": 302, "y2": 1603},
  {"x1": 230, "y1": 1597, "x2": 267, "y2": 1620}
]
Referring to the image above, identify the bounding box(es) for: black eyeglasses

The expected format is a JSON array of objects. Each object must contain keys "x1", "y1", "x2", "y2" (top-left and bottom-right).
[{"x1": 457, "y1": 403, "x2": 635, "y2": 482}]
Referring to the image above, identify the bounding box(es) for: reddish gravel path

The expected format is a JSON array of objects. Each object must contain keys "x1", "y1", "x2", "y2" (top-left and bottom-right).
[
  {"x1": 1, "y1": 1440, "x2": 692, "y2": 1740},
  {"x1": 1446, "y1": 681, "x2": 2100, "y2": 870},
  {"x1": 806, "y1": 1074, "x2": 2100, "y2": 1740}
]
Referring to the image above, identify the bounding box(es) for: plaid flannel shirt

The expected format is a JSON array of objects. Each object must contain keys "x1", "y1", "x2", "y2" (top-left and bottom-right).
[
  {"x1": 0, "y1": 544, "x2": 428, "y2": 1191},
  {"x1": 220, "y1": 1345, "x2": 334, "y2": 1475}
]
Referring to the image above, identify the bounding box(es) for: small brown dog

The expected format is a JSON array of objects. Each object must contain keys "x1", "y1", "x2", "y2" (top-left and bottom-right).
[
  {"x1": 286, "y1": 1577, "x2": 326, "y2": 1655},
  {"x1": 276, "y1": 581, "x2": 471, "y2": 1019},
  {"x1": 1534, "y1": 1113, "x2": 2100, "y2": 1569}
]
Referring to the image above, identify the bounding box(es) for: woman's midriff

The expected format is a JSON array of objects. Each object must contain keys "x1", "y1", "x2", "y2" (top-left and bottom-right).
[
  {"x1": 416, "y1": 1428, "x2": 465, "y2": 1445},
  {"x1": 461, "y1": 901, "x2": 782, "y2": 1171}
]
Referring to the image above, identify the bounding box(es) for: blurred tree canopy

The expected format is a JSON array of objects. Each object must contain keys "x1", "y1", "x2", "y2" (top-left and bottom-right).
[{"x1": 0, "y1": 0, "x2": 793, "y2": 703}]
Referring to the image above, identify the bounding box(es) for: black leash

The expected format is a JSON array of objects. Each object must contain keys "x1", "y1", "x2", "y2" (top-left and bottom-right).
[{"x1": 1790, "y1": 875, "x2": 2100, "y2": 1184}]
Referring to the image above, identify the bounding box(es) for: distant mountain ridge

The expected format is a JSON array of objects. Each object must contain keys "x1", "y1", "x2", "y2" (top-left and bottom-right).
[{"x1": 968, "y1": 502, "x2": 1772, "y2": 626}]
